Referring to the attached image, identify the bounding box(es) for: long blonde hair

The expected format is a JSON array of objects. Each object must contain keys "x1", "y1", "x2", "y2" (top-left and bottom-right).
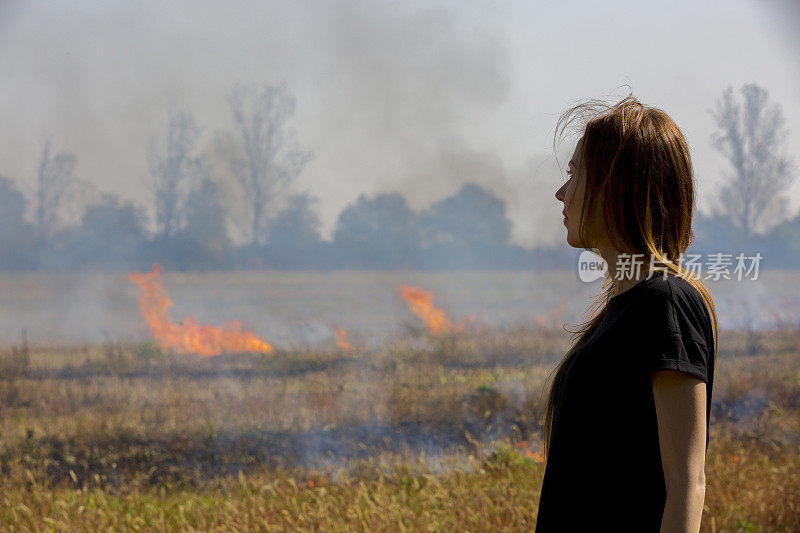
[{"x1": 542, "y1": 95, "x2": 719, "y2": 460}]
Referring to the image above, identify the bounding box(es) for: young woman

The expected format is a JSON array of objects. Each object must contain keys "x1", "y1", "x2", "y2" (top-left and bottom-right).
[{"x1": 535, "y1": 96, "x2": 719, "y2": 532}]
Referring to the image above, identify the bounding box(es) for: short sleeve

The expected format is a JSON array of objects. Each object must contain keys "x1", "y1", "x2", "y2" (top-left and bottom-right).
[
  {"x1": 627, "y1": 278, "x2": 713, "y2": 384},
  {"x1": 646, "y1": 331, "x2": 710, "y2": 384}
]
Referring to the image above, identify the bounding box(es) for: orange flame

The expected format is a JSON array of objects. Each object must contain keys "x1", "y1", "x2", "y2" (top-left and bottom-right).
[
  {"x1": 335, "y1": 327, "x2": 354, "y2": 352},
  {"x1": 534, "y1": 297, "x2": 567, "y2": 329},
  {"x1": 398, "y1": 283, "x2": 453, "y2": 336},
  {"x1": 127, "y1": 264, "x2": 273, "y2": 356},
  {"x1": 515, "y1": 441, "x2": 545, "y2": 463}
]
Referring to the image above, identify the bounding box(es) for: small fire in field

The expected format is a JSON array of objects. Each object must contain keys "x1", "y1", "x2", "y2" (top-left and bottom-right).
[
  {"x1": 335, "y1": 327, "x2": 354, "y2": 352},
  {"x1": 535, "y1": 297, "x2": 566, "y2": 329},
  {"x1": 515, "y1": 440, "x2": 545, "y2": 463},
  {"x1": 398, "y1": 283, "x2": 453, "y2": 335},
  {"x1": 127, "y1": 264, "x2": 273, "y2": 357}
]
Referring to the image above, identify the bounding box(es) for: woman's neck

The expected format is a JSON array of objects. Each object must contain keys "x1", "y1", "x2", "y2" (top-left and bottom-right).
[{"x1": 594, "y1": 244, "x2": 652, "y2": 298}]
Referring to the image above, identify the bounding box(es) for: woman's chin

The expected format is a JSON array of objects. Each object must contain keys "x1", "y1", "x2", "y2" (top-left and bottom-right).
[
  {"x1": 565, "y1": 234, "x2": 589, "y2": 249},
  {"x1": 565, "y1": 230, "x2": 578, "y2": 248}
]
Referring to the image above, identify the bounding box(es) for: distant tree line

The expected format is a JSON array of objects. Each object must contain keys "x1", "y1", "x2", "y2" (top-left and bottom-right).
[
  {"x1": 0, "y1": 171, "x2": 581, "y2": 271},
  {"x1": 0, "y1": 82, "x2": 796, "y2": 272}
]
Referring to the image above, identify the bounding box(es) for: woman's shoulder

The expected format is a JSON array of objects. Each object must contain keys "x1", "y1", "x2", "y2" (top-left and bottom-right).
[
  {"x1": 624, "y1": 272, "x2": 706, "y2": 305},
  {"x1": 632, "y1": 273, "x2": 713, "y2": 347}
]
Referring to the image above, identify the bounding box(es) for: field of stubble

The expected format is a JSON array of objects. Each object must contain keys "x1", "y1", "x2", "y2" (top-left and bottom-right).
[{"x1": 1, "y1": 325, "x2": 799, "y2": 532}]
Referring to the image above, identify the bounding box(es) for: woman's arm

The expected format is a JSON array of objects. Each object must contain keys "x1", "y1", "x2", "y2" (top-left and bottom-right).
[{"x1": 651, "y1": 369, "x2": 708, "y2": 533}]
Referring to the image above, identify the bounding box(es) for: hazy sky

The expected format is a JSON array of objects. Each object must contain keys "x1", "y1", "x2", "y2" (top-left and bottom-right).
[{"x1": 1, "y1": 0, "x2": 798, "y2": 246}]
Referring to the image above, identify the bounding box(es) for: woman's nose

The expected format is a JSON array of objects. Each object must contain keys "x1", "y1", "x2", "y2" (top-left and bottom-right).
[{"x1": 555, "y1": 183, "x2": 565, "y2": 202}]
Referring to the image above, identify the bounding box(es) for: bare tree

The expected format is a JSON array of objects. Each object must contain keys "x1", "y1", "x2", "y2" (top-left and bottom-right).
[
  {"x1": 148, "y1": 111, "x2": 204, "y2": 238},
  {"x1": 36, "y1": 140, "x2": 77, "y2": 239},
  {"x1": 218, "y1": 82, "x2": 312, "y2": 245},
  {"x1": 710, "y1": 83, "x2": 796, "y2": 238}
]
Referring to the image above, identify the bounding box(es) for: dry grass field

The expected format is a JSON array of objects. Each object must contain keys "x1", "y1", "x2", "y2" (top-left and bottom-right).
[{"x1": 1, "y1": 325, "x2": 798, "y2": 531}]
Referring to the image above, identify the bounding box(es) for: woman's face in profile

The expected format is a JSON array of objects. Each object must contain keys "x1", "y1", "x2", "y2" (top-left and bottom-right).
[{"x1": 555, "y1": 137, "x2": 588, "y2": 248}]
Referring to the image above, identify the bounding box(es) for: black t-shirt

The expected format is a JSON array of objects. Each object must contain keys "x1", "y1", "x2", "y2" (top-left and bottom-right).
[{"x1": 534, "y1": 273, "x2": 715, "y2": 532}]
